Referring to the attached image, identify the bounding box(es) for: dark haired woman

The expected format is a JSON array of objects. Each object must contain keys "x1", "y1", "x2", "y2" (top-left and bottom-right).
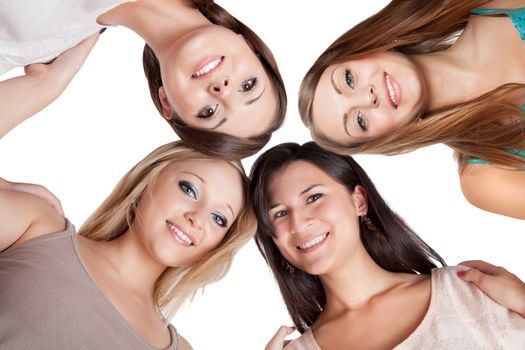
[
  {"x1": 0, "y1": 0, "x2": 286, "y2": 159},
  {"x1": 251, "y1": 142, "x2": 525, "y2": 349},
  {"x1": 299, "y1": 0, "x2": 525, "y2": 218}
]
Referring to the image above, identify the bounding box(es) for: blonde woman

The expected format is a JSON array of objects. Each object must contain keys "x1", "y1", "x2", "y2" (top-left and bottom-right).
[
  {"x1": 0, "y1": 138, "x2": 255, "y2": 350},
  {"x1": 299, "y1": 0, "x2": 525, "y2": 219}
]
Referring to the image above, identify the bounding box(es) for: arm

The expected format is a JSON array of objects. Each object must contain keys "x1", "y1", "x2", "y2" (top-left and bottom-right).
[
  {"x1": 0, "y1": 177, "x2": 63, "y2": 216},
  {"x1": 0, "y1": 188, "x2": 64, "y2": 252},
  {"x1": 0, "y1": 33, "x2": 99, "y2": 139},
  {"x1": 460, "y1": 164, "x2": 525, "y2": 220},
  {"x1": 458, "y1": 260, "x2": 525, "y2": 317}
]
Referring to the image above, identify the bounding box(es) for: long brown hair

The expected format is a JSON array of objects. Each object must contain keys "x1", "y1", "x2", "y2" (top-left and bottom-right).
[
  {"x1": 250, "y1": 142, "x2": 445, "y2": 333},
  {"x1": 299, "y1": 0, "x2": 525, "y2": 170},
  {"x1": 143, "y1": 0, "x2": 286, "y2": 160},
  {"x1": 79, "y1": 141, "x2": 256, "y2": 320}
]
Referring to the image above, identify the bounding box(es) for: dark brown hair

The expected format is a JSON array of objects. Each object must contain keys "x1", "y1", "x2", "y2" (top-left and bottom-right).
[
  {"x1": 250, "y1": 142, "x2": 445, "y2": 333},
  {"x1": 143, "y1": 0, "x2": 286, "y2": 160},
  {"x1": 299, "y1": 0, "x2": 525, "y2": 170}
]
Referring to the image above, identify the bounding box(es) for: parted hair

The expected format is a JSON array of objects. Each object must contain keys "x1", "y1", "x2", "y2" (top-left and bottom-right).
[
  {"x1": 143, "y1": 0, "x2": 287, "y2": 160},
  {"x1": 250, "y1": 142, "x2": 445, "y2": 333},
  {"x1": 79, "y1": 141, "x2": 256, "y2": 320},
  {"x1": 299, "y1": 0, "x2": 525, "y2": 170}
]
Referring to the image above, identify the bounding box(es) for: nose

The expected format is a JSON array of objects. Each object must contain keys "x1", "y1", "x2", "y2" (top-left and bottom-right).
[
  {"x1": 368, "y1": 84, "x2": 378, "y2": 107},
  {"x1": 289, "y1": 210, "x2": 313, "y2": 235},
  {"x1": 347, "y1": 84, "x2": 378, "y2": 109},
  {"x1": 209, "y1": 77, "x2": 231, "y2": 96},
  {"x1": 184, "y1": 210, "x2": 204, "y2": 231}
]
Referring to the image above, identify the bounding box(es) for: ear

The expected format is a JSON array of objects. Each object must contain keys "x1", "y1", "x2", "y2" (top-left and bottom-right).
[
  {"x1": 352, "y1": 185, "x2": 368, "y2": 216},
  {"x1": 158, "y1": 86, "x2": 173, "y2": 121}
]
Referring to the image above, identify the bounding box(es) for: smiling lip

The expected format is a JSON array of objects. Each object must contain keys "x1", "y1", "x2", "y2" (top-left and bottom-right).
[
  {"x1": 295, "y1": 232, "x2": 330, "y2": 254},
  {"x1": 383, "y1": 72, "x2": 401, "y2": 109},
  {"x1": 191, "y1": 56, "x2": 224, "y2": 79},
  {"x1": 166, "y1": 220, "x2": 196, "y2": 247}
]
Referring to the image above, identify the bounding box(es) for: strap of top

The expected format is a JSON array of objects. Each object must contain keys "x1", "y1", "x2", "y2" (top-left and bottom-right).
[{"x1": 471, "y1": 6, "x2": 525, "y2": 42}]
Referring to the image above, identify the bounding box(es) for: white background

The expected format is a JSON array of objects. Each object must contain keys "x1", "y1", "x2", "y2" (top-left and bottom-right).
[{"x1": 0, "y1": 1, "x2": 523, "y2": 349}]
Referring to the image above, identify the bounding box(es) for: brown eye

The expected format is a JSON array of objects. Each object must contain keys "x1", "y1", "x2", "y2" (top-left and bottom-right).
[
  {"x1": 197, "y1": 104, "x2": 218, "y2": 119},
  {"x1": 239, "y1": 77, "x2": 257, "y2": 92}
]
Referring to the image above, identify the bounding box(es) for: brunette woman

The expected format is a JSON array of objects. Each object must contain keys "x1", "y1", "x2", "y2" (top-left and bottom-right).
[
  {"x1": 299, "y1": 0, "x2": 525, "y2": 218},
  {"x1": 0, "y1": 0, "x2": 286, "y2": 159},
  {"x1": 251, "y1": 142, "x2": 525, "y2": 349}
]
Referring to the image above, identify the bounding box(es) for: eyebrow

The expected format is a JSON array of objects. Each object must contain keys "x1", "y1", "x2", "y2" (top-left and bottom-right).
[
  {"x1": 330, "y1": 69, "x2": 342, "y2": 95},
  {"x1": 269, "y1": 184, "x2": 323, "y2": 209},
  {"x1": 184, "y1": 171, "x2": 235, "y2": 218},
  {"x1": 246, "y1": 87, "x2": 266, "y2": 105},
  {"x1": 211, "y1": 117, "x2": 227, "y2": 130}
]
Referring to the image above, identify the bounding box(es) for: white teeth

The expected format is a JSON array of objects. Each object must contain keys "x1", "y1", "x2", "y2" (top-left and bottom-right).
[
  {"x1": 385, "y1": 74, "x2": 398, "y2": 107},
  {"x1": 192, "y1": 57, "x2": 222, "y2": 78},
  {"x1": 297, "y1": 233, "x2": 328, "y2": 250},
  {"x1": 168, "y1": 223, "x2": 193, "y2": 245}
]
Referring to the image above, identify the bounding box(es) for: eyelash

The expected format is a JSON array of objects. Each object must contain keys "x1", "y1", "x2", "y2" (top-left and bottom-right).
[
  {"x1": 179, "y1": 181, "x2": 198, "y2": 199},
  {"x1": 196, "y1": 104, "x2": 218, "y2": 119},
  {"x1": 344, "y1": 69, "x2": 354, "y2": 89},
  {"x1": 212, "y1": 212, "x2": 228, "y2": 228},
  {"x1": 356, "y1": 112, "x2": 367, "y2": 132},
  {"x1": 271, "y1": 193, "x2": 323, "y2": 219},
  {"x1": 239, "y1": 77, "x2": 257, "y2": 92}
]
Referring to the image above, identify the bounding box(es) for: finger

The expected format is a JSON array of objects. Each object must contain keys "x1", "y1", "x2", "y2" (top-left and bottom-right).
[
  {"x1": 459, "y1": 260, "x2": 501, "y2": 276},
  {"x1": 269, "y1": 326, "x2": 295, "y2": 343},
  {"x1": 457, "y1": 267, "x2": 493, "y2": 293},
  {"x1": 44, "y1": 193, "x2": 64, "y2": 216}
]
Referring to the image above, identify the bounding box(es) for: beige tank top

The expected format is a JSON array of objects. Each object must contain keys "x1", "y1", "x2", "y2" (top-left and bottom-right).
[{"x1": 0, "y1": 220, "x2": 180, "y2": 350}]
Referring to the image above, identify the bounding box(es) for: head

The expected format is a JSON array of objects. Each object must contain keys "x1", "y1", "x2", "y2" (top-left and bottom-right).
[
  {"x1": 143, "y1": 0, "x2": 287, "y2": 160},
  {"x1": 298, "y1": 1, "x2": 525, "y2": 169},
  {"x1": 250, "y1": 142, "x2": 444, "y2": 332},
  {"x1": 79, "y1": 141, "x2": 256, "y2": 319}
]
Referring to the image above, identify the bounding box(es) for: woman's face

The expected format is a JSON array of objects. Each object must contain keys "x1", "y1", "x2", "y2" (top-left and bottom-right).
[
  {"x1": 134, "y1": 159, "x2": 244, "y2": 267},
  {"x1": 159, "y1": 25, "x2": 277, "y2": 138},
  {"x1": 267, "y1": 161, "x2": 366, "y2": 276},
  {"x1": 312, "y1": 51, "x2": 427, "y2": 144}
]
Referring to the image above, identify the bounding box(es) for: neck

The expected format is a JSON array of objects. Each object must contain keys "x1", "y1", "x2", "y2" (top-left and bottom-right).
[
  {"x1": 95, "y1": 228, "x2": 167, "y2": 298},
  {"x1": 319, "y1": 246, "x2": 408, "y2": 313},
  {"x1": 98, "y1": 0, "x2": 212, "y2": 58}
]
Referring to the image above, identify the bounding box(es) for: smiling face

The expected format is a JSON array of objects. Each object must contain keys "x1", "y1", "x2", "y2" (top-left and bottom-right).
[
  {"x1": 134, "y1": 159, "x2": 244, "y2": 268},
  {"x1": 267, "y1": 161, "x2": 367, "y2": 276},
  {"x1": 312, "y1": 51, "x2": 427, "y2": 144},
  {"x1": 158, "y1": 25, "x2": 277, "y2": 138}
]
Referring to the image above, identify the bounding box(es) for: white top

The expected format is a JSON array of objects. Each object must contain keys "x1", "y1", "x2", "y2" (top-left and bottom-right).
[
  {"x1": 0, "y1": 0, "x2": 130, "y2": 74},
  {"x1": 285, "y1": 266, "x2": 525, "y2": 349}
]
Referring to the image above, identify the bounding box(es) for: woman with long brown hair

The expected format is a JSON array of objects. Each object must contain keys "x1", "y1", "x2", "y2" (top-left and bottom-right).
[
  {"x1": 299, "y1": 0, "x2": 525, "y2": 219},
  {"x1": 0, "y1": 0, "x2": 286, "y2": 159},
  {"x1": 251, "y1": 142, "x2": 525, "y2": 349}
]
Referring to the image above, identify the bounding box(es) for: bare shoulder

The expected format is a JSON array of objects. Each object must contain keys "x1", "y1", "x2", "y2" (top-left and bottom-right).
[
  {"x1": 460, "y1": 164, "x2": 525, "y2": 219},
  {"x1": 177, "y1": 333, "x2": 193, "y2": 350},
  {"x1": 0, "y1": 189, "x2": 65, "y2": 252},
  {"x1": 480, "y1": 0, "x2": 525, "y2": 9}
]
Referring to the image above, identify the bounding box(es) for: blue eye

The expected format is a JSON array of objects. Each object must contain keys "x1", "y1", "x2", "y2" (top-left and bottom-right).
[
  {"x1": 239, "y1": 77, "x2": 257, "y2": 92},
  {"x1": 272, "y1": 210, "x2": 288, "y2": 219},
  {"x1": 212, "y1": 212, "x2": 228, "y2": 228},
  {"x1": 197, "y1": 104, "x2": 218, "y2": 119},
  {"x1": 179, "y1": 181, "x2": 198, "y2": 199},
  {"x1": 356, "y1": 112, "x2": 367, "y2": 132},
  {"x1": 344, "y1": 69, "x2": 354, "y2": 89},
  {"x1": 307, "y1": 193, "x2": 323, "y2": 203}
]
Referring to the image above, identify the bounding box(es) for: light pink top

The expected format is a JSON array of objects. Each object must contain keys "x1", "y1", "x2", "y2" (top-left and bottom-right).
[{"x1": 285, "y1": 266, "x2": 525, "y2": 349}]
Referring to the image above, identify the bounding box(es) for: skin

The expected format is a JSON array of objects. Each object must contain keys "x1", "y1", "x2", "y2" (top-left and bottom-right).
[
  {"x1": 310, "y1": 0, "x2": 525, "y2": 219},
  {"x1": 264, "y1": 160, "x2": 525, "y2": 349},
  {"x1": 0, "y1": 160, "x2": 243, "y2": 349},
  {"x1": 99, "y1": 0, "x2": 277, "y2": 138}
]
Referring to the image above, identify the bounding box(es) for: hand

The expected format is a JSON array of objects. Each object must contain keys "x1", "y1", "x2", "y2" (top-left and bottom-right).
[
  {"x1": 458, "y1": 260, "x2": 525, "y2": 317},
  {"x1": 0, "y1": 178, "x2": 63, "y2": 216},
  {"x1": 24, "y1": 32, "x2": 100, "y2": 93},
  {"x1": 265, "y1": 326, "x2": 295, "y2": 350}
]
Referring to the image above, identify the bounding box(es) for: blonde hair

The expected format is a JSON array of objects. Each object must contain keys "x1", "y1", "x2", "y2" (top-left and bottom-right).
[
  {"x1": 299, "y1": 0, "x2": 525, "y2": 171},
  {"x1": 78, "y1": 141, "x2": 256, "y2": 319}
]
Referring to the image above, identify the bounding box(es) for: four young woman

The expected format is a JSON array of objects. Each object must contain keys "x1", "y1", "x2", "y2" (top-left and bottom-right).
[{"x1": 1, "y1": 0, "x2": 523, "y2": 348}]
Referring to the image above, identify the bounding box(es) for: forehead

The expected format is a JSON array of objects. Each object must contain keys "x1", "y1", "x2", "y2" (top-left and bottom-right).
[{"x1": 268, "y1": 161, "x2": 338, "y2": 199}]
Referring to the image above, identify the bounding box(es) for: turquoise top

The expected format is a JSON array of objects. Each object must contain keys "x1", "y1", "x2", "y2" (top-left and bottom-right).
[{"x1": 467, "y1": 7, "x2": 525, "y2": 165}]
